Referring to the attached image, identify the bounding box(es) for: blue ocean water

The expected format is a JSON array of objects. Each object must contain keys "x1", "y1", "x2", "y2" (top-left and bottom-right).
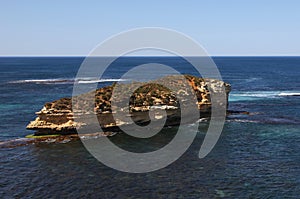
[{"x1": 0, "y1": 57, "x2": 299, "y2": 198}]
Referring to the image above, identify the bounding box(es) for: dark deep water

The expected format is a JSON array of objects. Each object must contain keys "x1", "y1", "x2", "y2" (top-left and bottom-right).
[{"x1": 0, "y1": 57, "x2": 299, "y2": 198}]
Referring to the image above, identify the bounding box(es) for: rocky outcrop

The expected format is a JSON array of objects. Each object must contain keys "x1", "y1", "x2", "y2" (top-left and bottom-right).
[{"x1": 27, "y1": 75, "x2": 231, "y2": 135}]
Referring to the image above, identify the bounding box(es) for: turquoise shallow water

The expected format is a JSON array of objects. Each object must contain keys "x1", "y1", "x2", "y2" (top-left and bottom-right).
[{"x1": 0, "y1": 57, "x2": 299, "y2": 198}]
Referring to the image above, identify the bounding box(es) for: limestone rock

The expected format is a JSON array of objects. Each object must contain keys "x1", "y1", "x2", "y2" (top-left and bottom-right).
[{"x1": 27, "y1": 74, "x2": 231, "y2": 135}]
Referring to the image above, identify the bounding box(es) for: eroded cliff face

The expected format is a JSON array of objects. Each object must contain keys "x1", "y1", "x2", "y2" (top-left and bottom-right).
[{"x1": 27, "y1": 75, "x2": 231, "y2": 135}]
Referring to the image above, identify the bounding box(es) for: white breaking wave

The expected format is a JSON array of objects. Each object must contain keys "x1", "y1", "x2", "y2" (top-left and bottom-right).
[
  {"x1": 278, "y1": 92, "x2": 300, "y2": 96},
  {"x1": 9, "y1": 78, "x2": 128, "y2": 84},
  {"x1": 77, "y1": 78, "x2": 128, "y2": 84},
  {"x1": 9, "y1": 78, "x2": 74, "y2": 84},
  {"x1": 229, "y1": 91, "x2": 300, "y2": 102}
]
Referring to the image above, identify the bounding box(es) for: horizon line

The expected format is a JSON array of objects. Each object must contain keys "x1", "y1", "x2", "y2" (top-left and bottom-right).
[{"x1": 1, "y1": 55, "x2": 300, "y2": 57}]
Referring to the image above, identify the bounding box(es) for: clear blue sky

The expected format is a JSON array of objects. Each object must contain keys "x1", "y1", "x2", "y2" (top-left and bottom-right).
[{"x1": 1, "y1": 0, "x2": 300, "y2": 56}]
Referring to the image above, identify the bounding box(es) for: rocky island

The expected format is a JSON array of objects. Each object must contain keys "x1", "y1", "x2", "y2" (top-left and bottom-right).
[{"x1": 27, "y1": 75, "x2": 231, "y2": 136}]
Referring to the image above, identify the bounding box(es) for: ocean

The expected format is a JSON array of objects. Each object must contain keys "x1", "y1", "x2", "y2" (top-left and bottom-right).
[{"x1": 0, "y1": 57, "x2": 299, "y2": 198}]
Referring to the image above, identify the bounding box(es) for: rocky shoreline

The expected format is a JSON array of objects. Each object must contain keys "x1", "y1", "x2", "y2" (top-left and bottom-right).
[{"x1": 27, "y1": 75, "x2": 231, "y2": 136}]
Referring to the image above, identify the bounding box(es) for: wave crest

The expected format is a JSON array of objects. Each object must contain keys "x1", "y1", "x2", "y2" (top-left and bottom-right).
[
  {"x1": 278, "y1": 92, "x2": 300, "y2": 96},
  {"x1": 229, "y1": 91, "x2": 300, "y2": 101},
  {"x1": 9, "y1": 78, "x2": 128, "y2": 84}
]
